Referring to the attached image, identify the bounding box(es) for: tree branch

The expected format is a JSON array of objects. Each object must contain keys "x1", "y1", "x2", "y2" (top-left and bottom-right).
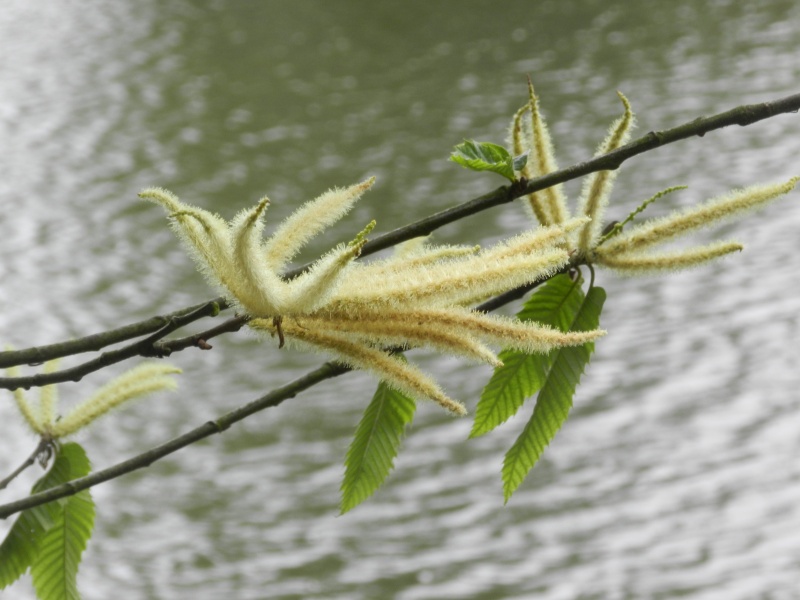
[
  {"x1": 0, "y1": 301, "x2": 223, "y2": 390},
  {"x1": 0, "y1": 298, "x2": 228, "y2": 370}
]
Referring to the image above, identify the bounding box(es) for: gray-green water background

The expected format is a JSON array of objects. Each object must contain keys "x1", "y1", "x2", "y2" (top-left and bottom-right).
[{"x1": 2, "y1": 2, "x2": 800, "y2": 598}]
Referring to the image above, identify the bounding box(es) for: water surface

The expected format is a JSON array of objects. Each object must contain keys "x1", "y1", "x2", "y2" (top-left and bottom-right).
[{"x1": 2, "y1": 2, "x2": 800, "y2": 598}]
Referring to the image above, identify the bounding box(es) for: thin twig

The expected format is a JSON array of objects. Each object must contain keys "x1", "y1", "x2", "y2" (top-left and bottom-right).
[
  {"x1": 0, "y1": 298, "x2": 228, "y2": 370},
  {"x1": 158, "y1": 315, "x2": 251, "y2": 353},
  {"x1": 0, "y1": 302, "x2": 222, "y2": 391}
]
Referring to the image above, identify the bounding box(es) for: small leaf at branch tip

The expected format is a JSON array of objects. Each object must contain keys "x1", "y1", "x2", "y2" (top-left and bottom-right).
[
  {"x1": 210, "y1": 302, "x2": 221, "y2": 317},
  {"x1": 450, "y1": 140, "x2": 518, "y2": 181}
]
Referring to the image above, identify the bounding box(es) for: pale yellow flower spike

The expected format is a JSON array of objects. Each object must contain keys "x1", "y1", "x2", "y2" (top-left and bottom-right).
[
  {"x1": 301, "y1": 315, "x2": 503, "y2": 367},
  {"x1": 263, "y1": 177, "x2": 376, "y2": 272},
  {"x1": 595, "y1": 241, "x2": 744, "y2": 274},
  {"x1": 283, "y1": 236, "x2": 367, "y2": 314},
  {"x1": 38, "y1": 359, "x2": 60, "y2": 433},
  {"x1": 525, "y1": 78, "x2": 569, "y2": 225},
  {"x1": 508, "y1": 101, "x2": 552, "y2": 226},
  {"x1": 5, "y1": 364, "x2": 45, "y2": 434},
  {"x1": 337, "y1": 222, "x2": 578, "y2": 311},
  {"x1": 507, "y1": 103, "x2": 529, "y2": 161},
  {"x1": 138, "y1": 187, "x2": 183, "y2": 213},
  {"x1": 50, "y1": 364, "x2": 181, "y2": 438},
  {"x1": 576, "y1": 91, "x2": 635, "y2": 254},
  {"x1": 140, "y1": 188, "x2": 244, "y2": 307},
  {"x1": 436, "y1": 309, "x2": 606, "y2": 354},
  {"x1": 598, "y1": 177, "x2": 799, "y2": 257},
  {"x1": 324, "y1": 307, "x2": 606, "y2": 357},
  {"x1": 170, "y1": 209, "x2": 263, "y2": 316},
  {"x1": 334, "y1": 246, "x2": 568, "y2": 311},
  {"x1": 268, "y1": 320, "x2": 467, "y2": 416},
  {"x1": 378, "y1": 236, "x2": 480, "y2": 270},
  {"x1": 229, "y1": 198, "x2": 286, "y2": 315},
  {"x1": 139, "y1": 189, "x2": 233, "y2": 282},
  {"x1": 482, "y1": 218, "x2": 587, "y2": 264}
]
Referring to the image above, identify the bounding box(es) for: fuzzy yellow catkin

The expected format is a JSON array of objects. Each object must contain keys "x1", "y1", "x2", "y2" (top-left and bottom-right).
[
  {"x1": 231, "y1": 197, "x2": 283, "y2": 313},
  {"x1": 170, "y1": 209, "x2": 248, "y2": 307},
  {"x1": 332, "y1": 247, "x2": 569, "y2": 311},
  {"x1": 510, "y1": 108, "x2": 552, "y2": 225},
  {"x1": 322, "y1": 307, "x2": 606, "y2": 355},
  {"x1": 270, "y1": 320, "x2": 468, "y2": 416},
  {"x1": 528, "y1": 81, "x2": 570, "y2": 225},
  {"x1": 597, "y1": 177, "x2": 799, "y2": 257},
  {"x1": 340, "y1": 224, "x2": 576, "y2": 309},
  {"x1": 263, "y1": 177, "x2": 375, "y2": 271},
  {"x1": 49, "y1": 364, "x2": 181, "y2": 438},
  {"x1": 576, "y1": 92, "x2": 635, "y2": 253},
  {"x1": 38, "y1": 359, "x2": 61, "y2": 431},
  {"x1": 595, "y1": 240, "x2": 744, "y2": 274},
  {"x1": 284, "y1": 244, "x2": 360, "y2": 309},
  {"x1": 300, "y1": 314, "x2": 503, "y2": 367},
  {"x1": 368, "y1": 238, "x2": 481, "y2": 274},
  {"x1": 5, "y1": 365, "x2": 44, "y2": 434}
]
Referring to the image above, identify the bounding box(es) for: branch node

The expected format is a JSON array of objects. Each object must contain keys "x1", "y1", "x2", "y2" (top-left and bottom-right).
[{"x1": 207, "y1": 419, "x2": 227, "y2": 433}]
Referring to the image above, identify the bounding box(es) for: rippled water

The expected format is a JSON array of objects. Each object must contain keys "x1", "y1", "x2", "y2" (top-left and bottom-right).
[{"x1": 2, "y1": 2, "x2": 800, "y2": 598}]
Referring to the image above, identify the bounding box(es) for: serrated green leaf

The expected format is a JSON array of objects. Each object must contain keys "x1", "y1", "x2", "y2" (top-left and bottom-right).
[
  {"x1": 31, "y1": 443, "x2": 94, "y2": 600},
  {"x1": 450, "y1": 140, "x2": 517, "y2": 181},
  {"x1": 0, "y1": 443, "x2": 94, "y2": 595},
  {"x1": 502, "y1": 286, "x2": 606, "y2": 502},
  {"x1": 0, "y1": 447, "x2": 71, "y2": 589},
  {"x1": 340, "y1": 381, "x2": 416, "y2": 514},
  {"x1": 470, "y1": 275, "x2": 585, "y2": 437}
]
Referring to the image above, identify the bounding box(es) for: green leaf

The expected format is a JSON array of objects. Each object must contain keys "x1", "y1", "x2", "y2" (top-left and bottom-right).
[
  {"x1": 0, "y1": 448, "x2": 70, "y2": 589},
  {"x1": 502, "y1": 285, "x2": 606, "y2": 502},
  {"x1": 31, "y1": 443, "x2": 94, "y2": 600},
  {"x1": 470, "y1": 274, "x2": 586, "y2": 437},
  {"x1": 512, "y1": 152, "x2": 529, "y2": 172},
  {"x1": 340, "y1": 380, "x2": 416, "y2": 514},
  {"x1": 450, "y1": 140, "x2": 519, "y2": 181},
  {"x1": 0, "y1": 443, "x2": 94, "y2": 596}
]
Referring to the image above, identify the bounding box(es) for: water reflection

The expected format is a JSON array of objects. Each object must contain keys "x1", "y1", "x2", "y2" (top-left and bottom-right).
[{"x1": 2, "y1": 1, "x2": 800, "y2": 598}]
